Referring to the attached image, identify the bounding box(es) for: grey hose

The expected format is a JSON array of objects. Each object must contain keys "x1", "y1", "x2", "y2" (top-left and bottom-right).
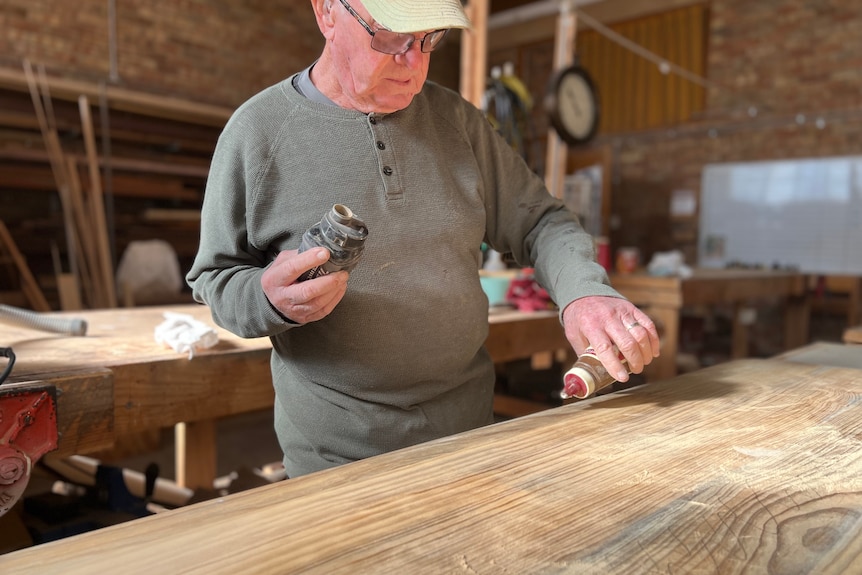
[{"x1": 0, "y1": 304, "x2": 87, "y2": 336}]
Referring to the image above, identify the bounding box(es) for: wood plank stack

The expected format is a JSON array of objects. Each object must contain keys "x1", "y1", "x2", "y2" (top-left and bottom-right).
[
  {"x1": 0, "y1": 63, "x2": 232, "y2": 310},
  {"x1": 0, "y1": 219, "x2": 50, "y2": 311}
]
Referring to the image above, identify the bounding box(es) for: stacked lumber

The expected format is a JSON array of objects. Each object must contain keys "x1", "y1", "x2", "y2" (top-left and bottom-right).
[
  {"x1": 0, "y1": 219, "x2": 50, "y2": 311},
  {"x1": 0, "y1": 63, "x2": 232, "y2": 310}
]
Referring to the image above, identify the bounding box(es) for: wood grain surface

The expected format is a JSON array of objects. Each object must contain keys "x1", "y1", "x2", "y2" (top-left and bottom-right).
[
  {"x1": 4, "y1": 304, "x2": 268, "y2": 375},
  {"x1": 3, "y1": 358, "x2": 862, "y2": 574},
  {"x1": 4, "y1": 305, "x2": 276, "y2": 437}
]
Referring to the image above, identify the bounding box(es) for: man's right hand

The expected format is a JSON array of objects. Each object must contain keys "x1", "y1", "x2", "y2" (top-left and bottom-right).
[{"x1": 261, "y1": 247, "x2": 349, "y2": 324}]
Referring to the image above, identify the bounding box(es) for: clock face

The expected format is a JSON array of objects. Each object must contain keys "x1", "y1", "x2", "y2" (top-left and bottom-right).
[
  {"x1": 559, "y1": 73, "x2": 596, "y2": 139},
  {"x1": 546, "y1": 65, "x2": 599, "y2": 145}
]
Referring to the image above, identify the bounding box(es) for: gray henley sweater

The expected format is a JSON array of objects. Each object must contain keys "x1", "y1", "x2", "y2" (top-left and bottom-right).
[{"x1": 187, "y1": 73, "x2": 620, "y2": 477}]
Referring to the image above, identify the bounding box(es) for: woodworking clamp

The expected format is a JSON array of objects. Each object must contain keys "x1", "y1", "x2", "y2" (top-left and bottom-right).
[{"x1": 0, "y1": 348, "x2": 60, "y2": 517}]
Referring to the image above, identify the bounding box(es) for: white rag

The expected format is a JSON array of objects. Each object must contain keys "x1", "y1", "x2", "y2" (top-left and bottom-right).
[
  {"x1": 646, "y1": 250, "x2": 693, "y2": 278},
  {"x1": 154, "y1": 312, "x2": 218, "y2": 359}
]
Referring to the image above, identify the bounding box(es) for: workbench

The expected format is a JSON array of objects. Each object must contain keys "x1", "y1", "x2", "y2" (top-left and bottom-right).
[
  {"x1": 487, "y1": 308, "x2": 571, "y2": 417},
  {"x1": 611, "y1": 268, "x2": 810, "y2": 380},
  {"x1": 776, "y1": 340, "x2": 862, "y2": 370},
  {"x1": 4, "y1": 304, "x2": 570, "y2": 488},
  {"x1": 3, "y1": 357, "x2": 862, "y2": 573},
  {"x1": 4, "y1": 304, "x2": 274, "y2": 489}
]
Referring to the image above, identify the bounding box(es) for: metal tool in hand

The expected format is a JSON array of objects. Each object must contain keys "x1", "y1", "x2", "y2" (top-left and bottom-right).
[{"x1": 297, "y1": 204, "x2": 369, "y2": 282}]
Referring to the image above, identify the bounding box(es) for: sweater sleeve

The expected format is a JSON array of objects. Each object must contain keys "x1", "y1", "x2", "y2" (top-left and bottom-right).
[
  {"x1": 458, "y1": 96, "x2": 623, "y2": 310},
  {"x1": 186, "y1": 100, "x2": 297, "y2": 339}
]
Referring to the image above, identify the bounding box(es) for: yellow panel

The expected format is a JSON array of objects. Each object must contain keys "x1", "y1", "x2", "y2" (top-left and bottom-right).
[{"x1": 575, "y1": 2, "x2": 708, "y2": 134}]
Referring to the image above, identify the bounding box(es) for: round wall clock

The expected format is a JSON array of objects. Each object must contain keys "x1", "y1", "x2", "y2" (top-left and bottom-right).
[{"x1": 544, "y1": 64, "x2": 600, "y2": 146}]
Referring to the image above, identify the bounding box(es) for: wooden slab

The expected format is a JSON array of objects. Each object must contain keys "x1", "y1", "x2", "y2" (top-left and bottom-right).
[
  {"x1": 4, "y1": 358, "x2": 862, "y2": 573},
  {"x1": 845, "y1": 325, "x2": 862, "y2": 344}
]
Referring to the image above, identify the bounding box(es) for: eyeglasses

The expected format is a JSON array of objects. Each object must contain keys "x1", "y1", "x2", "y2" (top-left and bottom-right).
[{"x1": 337, "y1": 0, "x2": 449, "y2": 55}]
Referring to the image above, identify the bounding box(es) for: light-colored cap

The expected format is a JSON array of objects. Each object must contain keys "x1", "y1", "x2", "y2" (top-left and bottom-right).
[{"x1": 361, "y1": 0, "x2": 472, "y2": 34}]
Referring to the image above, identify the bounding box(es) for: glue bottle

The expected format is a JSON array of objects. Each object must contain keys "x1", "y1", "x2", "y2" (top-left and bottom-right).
[{"x1": 561, "y1": 347, "x2": 630, "y2": 400}]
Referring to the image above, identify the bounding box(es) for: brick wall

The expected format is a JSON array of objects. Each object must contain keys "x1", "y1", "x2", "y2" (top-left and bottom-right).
[
  {"x1": 0, "y1": 0, "x2": 322, "y2": 107},
  {"x1": 0, "y1": 0, "x2": 462, "y2": 107}
]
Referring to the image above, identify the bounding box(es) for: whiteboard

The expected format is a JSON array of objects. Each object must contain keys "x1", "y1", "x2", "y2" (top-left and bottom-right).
[{"x1": 698, "y1": 156, "x2": 862, "y2": 275}]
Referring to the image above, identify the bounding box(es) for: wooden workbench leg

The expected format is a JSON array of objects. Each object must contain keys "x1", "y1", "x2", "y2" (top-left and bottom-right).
[
  {"x1": 643, "y1": 306, "x2": 678, "y2": 381},
  {"x1": 174, "y1": 419, "x2": 217, "y2": 490},
  {"x1": 783, "y1": 293, "x2": 811, "y2": 350},
  {"x1": 731, "y1": 304, "x2": 750, "y2": 359},
  {"x1": 850, "y1": 277, "x2": 862, "y2": 326}
]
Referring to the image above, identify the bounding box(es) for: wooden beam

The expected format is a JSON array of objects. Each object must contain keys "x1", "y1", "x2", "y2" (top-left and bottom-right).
[
  {"x1": 65, "y1": 157, "x2": 102, "y2": 308},
  {"x1": 0, "y1": 220, "x2": 51, "y2": 311},
  {"x1": 460, "y1": 0, "x2": 489, "y2": 108},
  {"x1": 0, "y1": 65, "x2": 232, "y2": 127},
  {"x1": 175, "y1": 420, "x2": 217, "y2": 490},
  {"x1": 23, "y1": 59, "x2": 85, "y2": 301},
  {"x1": 0, "y1": 149, "x2": 210, "y2": 179},
  {"x1": 79, "y1": 95, "x2": 117, "y2": 308},
  {"x1": 543, "y1": 4, "x2": 577, "y2": 199}
]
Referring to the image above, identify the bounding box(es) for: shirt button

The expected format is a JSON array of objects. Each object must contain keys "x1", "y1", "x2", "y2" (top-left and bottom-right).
[
  {"x1": 369, "y1": 117, "x2": 377, "y2": 125},
  {"x1": 377, "y1": 141, "x2": 385, "y2": 150},
  {"x1": 383, "y1": 166, "x2": 393, "y2": 176}
]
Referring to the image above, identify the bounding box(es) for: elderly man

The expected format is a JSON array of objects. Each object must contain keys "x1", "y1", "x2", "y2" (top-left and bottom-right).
[{"x1": 187, "y1": 0, "x2": 659, "y2": 478}]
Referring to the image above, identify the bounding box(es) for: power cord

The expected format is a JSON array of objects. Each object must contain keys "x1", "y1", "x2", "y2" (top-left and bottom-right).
[{"x1": 0, "y1": 347, "x2": 15, "y2": 385}]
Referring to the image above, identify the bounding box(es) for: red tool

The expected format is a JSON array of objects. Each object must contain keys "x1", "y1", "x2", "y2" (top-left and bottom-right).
[
  {"x1": 505, "y1": 268, "x2": 554, "y2": 312},
  {"x1": 0, "y1": 349, "x2": 60, "y2": 517},
  {"x1": 0, "y1": 306, "x2": 86, "y2": 517}
]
